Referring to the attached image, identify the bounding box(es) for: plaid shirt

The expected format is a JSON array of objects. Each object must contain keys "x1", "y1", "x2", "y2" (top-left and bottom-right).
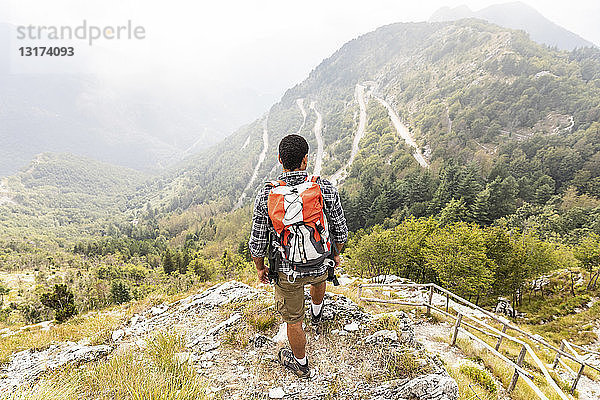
[{"x1": 249, "y1": 170, "x2": 348, "y2": 278}]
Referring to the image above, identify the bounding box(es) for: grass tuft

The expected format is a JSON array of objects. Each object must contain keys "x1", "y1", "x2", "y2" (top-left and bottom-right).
[
  {"x1": 459, "y1": 364, "x2": 497, "y2": 394},
  {"x1": 385, "y1": 350, "x2": 432, "y2": 379}
]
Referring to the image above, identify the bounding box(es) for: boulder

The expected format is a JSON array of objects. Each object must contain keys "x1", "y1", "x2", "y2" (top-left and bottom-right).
[
  {"x1": 494, "y1": 297, "x2": 515, "y2": 317},
  {"x1": 364, "y1": 329, "x2": 399, "y2": 344},
  {"x1": 369, "y1": 373, "x2": 459, "y2": 400}
]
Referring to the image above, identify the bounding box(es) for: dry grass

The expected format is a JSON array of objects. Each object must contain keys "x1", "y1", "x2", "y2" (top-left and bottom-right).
[
  {"x1": 452, "y1": 336, "x2": 568, "y2": 400},
  {"x1": 241, "y1": 298, "x2": 277, "y2": 333},
  {"x1": 0, "y1": 310, "x2": 124, "y2": 365},
  {"x1": 459, "y1": 363, "x2": 497, "y2": 394},
  {"x1": 384, "y1": 350, "x2": 432, "y2": 379},
  {"x1": 0, "y1": 281, "x2": 215, "y2": 366},
  {"x1": 222, "y1": 326, "x2": 250, "y2": 348},
  {"x1": 8, "y1": 331, "x2": 208, "y2": 400}
]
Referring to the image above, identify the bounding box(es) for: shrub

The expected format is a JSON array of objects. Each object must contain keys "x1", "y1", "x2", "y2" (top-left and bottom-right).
[
  {"x1": 19, "y1": 303, "x2": 44, "y2": 324},
  {"x1": 40, "y1": 284, "x2": 78, "y2": 322},
  {"x1": 459, "y1": 364, "x2": 497, "y2": 394}
]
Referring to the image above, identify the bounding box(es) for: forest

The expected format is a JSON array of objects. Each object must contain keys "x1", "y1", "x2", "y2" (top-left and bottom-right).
[{"x1": 0, "y1": 19, "x2": 599, "y2": 331}]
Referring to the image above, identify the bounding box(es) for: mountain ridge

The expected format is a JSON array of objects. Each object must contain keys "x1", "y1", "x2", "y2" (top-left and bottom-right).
[
  {"x1": 1, "y1": 18, "x2": 600, "y2": 245},
  {"x1": 430, "y1": 1, "x2": 597, "y2": 50}
]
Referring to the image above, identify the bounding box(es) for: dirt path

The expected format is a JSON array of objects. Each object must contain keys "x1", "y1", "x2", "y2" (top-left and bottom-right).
[
  {"x1": 375, "y1": 96, "x2": 429, "y2": 168},
  {"x1": 309, "y1": 101, "x2": 324, "y2": 176},
  {"x1": 233, "y1": 116, "x2": 269, "y2": 210},
  {"x1": 296, "y1": 98, "x2": 307, "y2": 134},
  {"x1": 241, "y1": 136, "x2": 251, "y2": 150},
  {"x1": 445, "y1": 105, "x2": 452, "y2": 135},
  {"x1": 330, "y1": 84, "x2": 367, "y2": 185},
  {"x1": 565, "y1": 115, "x2": 575, "y2": 132}
]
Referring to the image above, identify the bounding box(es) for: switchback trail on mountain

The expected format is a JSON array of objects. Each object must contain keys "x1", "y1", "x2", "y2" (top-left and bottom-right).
[
  {"x1": 330, "y1": 84, "x2": 367, "y2": 185},
  {"x1": 309, "y1": 101, "x2": 324, "y2": 176},
  {"x1": 375, "y1": 96, "x2": 429, "y2": 168},
  {"x1": 296, "y1": 98, "x2": 307, "y2": 134},
  {"x1": 233, "y1": 116, "x2": 269, "y2": 211}
]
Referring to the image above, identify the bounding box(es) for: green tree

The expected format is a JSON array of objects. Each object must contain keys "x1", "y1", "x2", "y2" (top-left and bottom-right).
[
  {"x1": 110, "y1": 280, "x2": 131, "y2": 304},
  {"x1": 574, "y1": 233, "x2": 600, "y2": 290},
  {"x1": 424, "y1": 222, "x2": 494, "y2": 302},
  {"x1": 439, "y1": 198, "x2": 468, "y2": 225},
  {"x1": 162, "y1": 248, "x2": 176, "y2": 274},
  {"x1": 472, "y1": 189, "x2": 492, "y2": 225},
  {"x1": 0, "y1": 283, "x2": 9, "y2": 307},
  {"x1": 40, "y1": 284, "x2": 78, "y2": 322},
  {"x1": 189, "y1": 256, "x2": 216, "y2": 282}
]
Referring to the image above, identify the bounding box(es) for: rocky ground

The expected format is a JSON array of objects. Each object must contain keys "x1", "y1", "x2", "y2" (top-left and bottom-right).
[{"x1": 0, "y1": 281, "x2": 458, "y2": 400}]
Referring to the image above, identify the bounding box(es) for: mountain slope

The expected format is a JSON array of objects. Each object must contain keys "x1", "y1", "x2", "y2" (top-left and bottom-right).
[
  {"x1": 430, "y1": 2, "x2": 597, "y2": 50},
  {"x1": 2, "y1": 280, "x2": 459, "y2": 399},
  {"x1": 148, "y1": 19, "x2": 600, "y2": 218},
  {"x1": 3, "y1": 18, "x2": 600, "y2": 244},
  {"x1": 0, "y1": 153, "x2": 146, "y2": 242}
]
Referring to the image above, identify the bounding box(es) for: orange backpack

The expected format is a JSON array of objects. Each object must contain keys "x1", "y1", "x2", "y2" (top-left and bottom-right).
[{"x1": 267, "y1": 175, "x2": 331, "y2": 269}]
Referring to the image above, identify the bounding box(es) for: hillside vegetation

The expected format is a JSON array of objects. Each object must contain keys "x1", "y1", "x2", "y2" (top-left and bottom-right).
[{"x1": 0, "y1": 20, "x2": 600, "y2": 393}]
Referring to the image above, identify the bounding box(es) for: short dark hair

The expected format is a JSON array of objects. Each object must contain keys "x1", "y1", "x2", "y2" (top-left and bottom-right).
[{"x1": 279, "y1": 134, "x2": 308, "y2": 170}]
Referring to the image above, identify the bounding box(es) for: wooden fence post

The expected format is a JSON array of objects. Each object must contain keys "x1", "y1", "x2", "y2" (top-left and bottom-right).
[
  {"x1": 495, "y1": 323, "x2": 508, "y2": 351},
  {"x1": 508, "y1": 344, "x2": 527, "y2": 392},
  {"x1": 445, "y1": 292, "x2": 449, "y2": 312},
  {"x1": 552, "y1": 341, "x2": 565, "y2": 369},
  {"x1": 426, "y1": 285, "x2": 434, "y2": 316},
  {"x1": 451, "y1": 313, "x2": 462, "y2": 346},
  {"x1": 571, "y1": 364, "x2": 585, "y2": 395},
  {"x1": 357, "y1": 285, "x2": 363, "y2": 301}
]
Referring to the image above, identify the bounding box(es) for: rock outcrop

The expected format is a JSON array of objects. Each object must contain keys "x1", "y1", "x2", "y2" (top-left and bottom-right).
[
  {"x1": 1, "y1": 281, "x2": 459, "y2": 400},
  {"x1": 0, "y1": 342, "x2": 111, "y2": 393}
]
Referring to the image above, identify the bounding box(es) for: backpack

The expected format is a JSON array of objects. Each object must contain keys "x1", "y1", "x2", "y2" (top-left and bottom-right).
[{"x1": 266, "y1": 175, "x2": 331, "y2": 270}]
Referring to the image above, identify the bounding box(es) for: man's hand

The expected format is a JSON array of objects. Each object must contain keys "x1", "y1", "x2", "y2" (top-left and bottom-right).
[
  {"x1": 257, "y1": 267, "x2": 269, "y2": 284},
  {"x1": 333, "y1": 242, "x2": 344, "y2": 267},
  {"x1": 333, "y1": 255, "x2": 341, "y2": 267},
  {"x1": 253, "y1": 256, "x2": 269, "y2": 284}
]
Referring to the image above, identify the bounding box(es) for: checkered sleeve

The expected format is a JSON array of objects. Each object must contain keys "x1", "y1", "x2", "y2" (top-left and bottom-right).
[
  {"x1": 248, "y1": 187, "x2": 270, "y2": 258},
  {"x1": 319, "y1": 178, "x2": 348, "y2": 244}
]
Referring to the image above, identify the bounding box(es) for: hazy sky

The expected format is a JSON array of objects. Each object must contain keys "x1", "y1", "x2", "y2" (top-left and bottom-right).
[{"x1": 3, "y1": 0, "x2": 599, "y2": 101}]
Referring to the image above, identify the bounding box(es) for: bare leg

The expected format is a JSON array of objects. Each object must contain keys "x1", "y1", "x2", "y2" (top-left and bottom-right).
[
  {"x1": 287, "y1": 281, "x2": 326, "y2": 360},
  {"x1": 287, "y1": 320, "x2": 306, "y2": 359},
  {"x1": 310, "y1": 280, "x2": 326, "y2": 305}
]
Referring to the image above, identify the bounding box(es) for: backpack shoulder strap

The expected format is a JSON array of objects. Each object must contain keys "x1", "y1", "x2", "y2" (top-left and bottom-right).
[
  {"x1": 306, "y1": 175, "x2": 320, "y2": 183},
  {"x1": 265, "y1": 180, "x2": 286, "y2": 189}
]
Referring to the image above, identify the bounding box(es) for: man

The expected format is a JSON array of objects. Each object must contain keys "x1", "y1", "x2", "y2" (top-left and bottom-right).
[{"x1": 249, "y1": 134, "x2": 348, "y2": 378}]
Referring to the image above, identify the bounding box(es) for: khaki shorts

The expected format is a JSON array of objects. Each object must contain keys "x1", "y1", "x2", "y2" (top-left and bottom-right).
[{"x1": 274, "y1": 271, "x2": 328, "y2": 324}]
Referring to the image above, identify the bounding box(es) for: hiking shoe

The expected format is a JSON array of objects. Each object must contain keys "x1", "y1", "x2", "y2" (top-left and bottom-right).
[
  {"x1": 278, "y1": 348, "x2": 310, "y2": 378},
  {"x1": 310, "y1": 303, "x2": 324, "y2": 325}
]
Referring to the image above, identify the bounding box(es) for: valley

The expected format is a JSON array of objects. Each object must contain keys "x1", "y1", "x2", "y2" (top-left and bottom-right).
[{"x1": 0, "y1": 15, "x2": 600, "y2": 400}]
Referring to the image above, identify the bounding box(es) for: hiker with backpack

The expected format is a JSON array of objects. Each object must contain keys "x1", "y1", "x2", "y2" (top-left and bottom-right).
[{"x1": 249, "y1": 134, "x2": 348, "y2": 378}]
